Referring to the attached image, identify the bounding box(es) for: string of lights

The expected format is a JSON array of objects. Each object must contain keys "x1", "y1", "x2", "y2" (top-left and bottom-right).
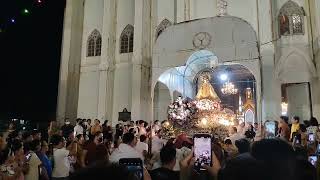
[{"x1": 0, "y1": 0, "x2": 45, "y2": 33}]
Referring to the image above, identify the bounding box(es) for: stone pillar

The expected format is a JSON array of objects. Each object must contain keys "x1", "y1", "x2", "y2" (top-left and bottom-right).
[
  {"x1": 97, "y1": 0, "x2": 117, "y2": 122},
  {"x1": 184, "y1": 0, "x2": 191, "y2": 21},
  {"x1": 258, "y1": 0, "x2": 281, "y2": 122},
  {"x1": 57, "y1": 0, "x2": 84, "y2": 124},
  {"x1": 131, "y1": 0, "x2": 152, "y2": 121}
]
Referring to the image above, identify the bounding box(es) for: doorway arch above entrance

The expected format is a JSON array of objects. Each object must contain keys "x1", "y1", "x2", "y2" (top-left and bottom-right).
[{"x1": 152, "y1": 15, "x2": 262, "y2": 122}]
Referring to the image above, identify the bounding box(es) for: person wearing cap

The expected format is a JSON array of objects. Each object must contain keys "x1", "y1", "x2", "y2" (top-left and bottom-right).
[{"x1": 173, "y1": 134, "x2": 192, "y2": 171}]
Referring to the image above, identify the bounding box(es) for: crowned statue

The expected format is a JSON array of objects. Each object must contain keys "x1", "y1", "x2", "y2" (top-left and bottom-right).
[
  {"x1": 167, "y1": 72, "x2": 235, "y2": 140},
  {"x1": 196, "y1": 73, "x2": 220, "y2": 102}
]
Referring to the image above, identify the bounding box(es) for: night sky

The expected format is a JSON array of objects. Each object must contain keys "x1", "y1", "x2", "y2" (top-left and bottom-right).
[{"x1": 0, "y1": 0, "x2": 66, "y2": 122}]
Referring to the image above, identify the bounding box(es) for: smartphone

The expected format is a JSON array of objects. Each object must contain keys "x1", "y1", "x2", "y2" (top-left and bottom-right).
[
  {"x1": 308, "y1": 133, "x2": 315, "y2": 142},
  {"x1": 265, "y1": 121, "x2": 276, "y2": 138},
  {"x1": 193, "y1": 134, "x2": 212, "y2": 171},
  {"x1": 119, "y1": 158, "x2": 143, "y2": 180},
  {"x1": 308, "y1": 155, "x2": 318, "y2": 166},
  {"x1": 293, "y1": 134, "x2": 301, "y2": 146}
]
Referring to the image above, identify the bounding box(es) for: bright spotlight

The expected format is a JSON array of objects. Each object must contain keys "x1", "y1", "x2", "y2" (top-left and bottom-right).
[{"x1": 220, "y1": 74, "x2": 228, "y2": 81}]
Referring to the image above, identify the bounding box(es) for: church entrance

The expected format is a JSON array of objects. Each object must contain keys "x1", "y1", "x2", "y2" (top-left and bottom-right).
[
  {"x1": 153, "y1": 50, "x2": 257, "y2": 127},
  {"x1": 151, "y1": 16, "x2": 261, "y2": 131}
]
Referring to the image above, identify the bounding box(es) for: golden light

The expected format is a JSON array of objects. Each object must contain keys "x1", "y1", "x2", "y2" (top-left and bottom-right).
[
  {"x1": 201, "y1": 118, "x2": 208, "y2": 126},
  {"x1": 164, "y1": 121, "x2": 170, "y2": 127}
]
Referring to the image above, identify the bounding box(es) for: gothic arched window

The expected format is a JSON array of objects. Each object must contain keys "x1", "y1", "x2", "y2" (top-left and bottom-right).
[
  {"x1": 120, "y1": 25, "x2": 134, "y2": 54},
  {"x1": 156, "y1": 19, "x2": 172, "y2": 39},
  {"x1": 87, "y1": 29, "x2": 102, "y2": 57},
  {"x1": 279, "y1": 1, "x2": 304, "y2": 36}
]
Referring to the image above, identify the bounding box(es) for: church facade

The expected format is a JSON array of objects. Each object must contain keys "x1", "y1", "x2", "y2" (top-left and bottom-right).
[{"x1": 57, "y1": 0, "x2": 320, "y2": 126}]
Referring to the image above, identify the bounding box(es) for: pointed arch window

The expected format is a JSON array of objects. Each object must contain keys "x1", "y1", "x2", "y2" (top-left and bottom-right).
[
  {"x1": 87, "y1": 29, "x2": 102, "y2": 57},
  {"x1": 156, "y1": 19, "x2": 172, "y2": 39},
  {"x1": 120, "y1": 25, "x2": 134, "y2": 54},
  {"x1": 279, "y1": 1, "x2": 305, "y2": 36}
]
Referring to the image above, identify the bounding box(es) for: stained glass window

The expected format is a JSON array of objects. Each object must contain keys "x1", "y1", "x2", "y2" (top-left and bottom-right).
[
  {"x1": 292, "y1": 14, "x2": 303, "y2": 34},
  {"x1": 120, "y1": 25, "x2": 134, "y2": 54},
  {"x1": 87, "y1": 29, "x2": 102, "y2": 57},
  {"x1": 278, "y1": 1, "x2": 304, "y2": 36}
]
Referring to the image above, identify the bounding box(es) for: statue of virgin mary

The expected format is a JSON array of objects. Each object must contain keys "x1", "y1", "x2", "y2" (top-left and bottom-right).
[{"x1": 196, "y1": 74, "x2": 220, "y2": 102}]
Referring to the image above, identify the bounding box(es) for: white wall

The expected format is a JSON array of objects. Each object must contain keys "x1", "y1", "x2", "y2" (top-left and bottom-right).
[
  {"x1": 190, "y1": 0, "x2": 216, "y2": 19},
  {"x1": 157, "y1": 0, "x2": 174, "y2": 24},
  {"x1": 81, "y1": 0, "x2": 104, "y2": 65},
  {"x1": 77, "y1": 0, "x2": 104, "y2": 119},
  {"x1": 77, "y1": 67, "x2": 99, "y2": 118}
]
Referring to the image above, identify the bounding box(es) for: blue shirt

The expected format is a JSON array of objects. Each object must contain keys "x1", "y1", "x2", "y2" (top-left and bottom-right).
[{"x1": 37, "y1": 152, "x2": 52, "y2": 178}]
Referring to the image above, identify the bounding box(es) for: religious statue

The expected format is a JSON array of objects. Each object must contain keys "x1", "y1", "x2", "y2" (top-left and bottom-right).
[{"x1": 196, "y1": 75, "x2": 220, "y2": 102}]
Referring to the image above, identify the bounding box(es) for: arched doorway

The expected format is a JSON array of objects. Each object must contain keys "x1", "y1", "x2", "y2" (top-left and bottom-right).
[
  {"x1": 153, "y1": 82, "x2": 171, "y2": 122},
  {"x1": 276, "y1": 48, "x2": 317, "y2": 120},
  {"x1": 151, "y1": 16, "x2": 261, "y2": 122}
]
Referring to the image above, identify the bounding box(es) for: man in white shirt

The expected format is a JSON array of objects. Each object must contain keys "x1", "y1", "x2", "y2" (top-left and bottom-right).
[
  {"x1": 227, "y1": 126, "x2": 245, "y2": 145},
  {"x1": 152, "y1": 130, "x2": 167, "y2": 153},
  {"x1": 74, "y1": 119, "x2": 84, "y2": 136},
  {"x1": 110, "y1": 133, "x2": 142, "y2": 163},
  {"x1": 135, "y1": 135, "x2": 148, "y2": 159},
  {"x1": 51, "y1": 134, "x2": 77, "y2": 180}
]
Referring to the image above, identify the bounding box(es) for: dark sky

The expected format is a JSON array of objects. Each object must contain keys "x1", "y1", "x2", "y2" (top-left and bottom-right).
[{"x1": 0, "y1": 0, "x2": 66, "y2": 122}]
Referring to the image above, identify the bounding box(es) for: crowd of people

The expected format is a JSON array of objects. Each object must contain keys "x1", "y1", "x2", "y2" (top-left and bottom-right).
[{"x1": 0, "y1": 116, "x2": 319, "y2": 180}]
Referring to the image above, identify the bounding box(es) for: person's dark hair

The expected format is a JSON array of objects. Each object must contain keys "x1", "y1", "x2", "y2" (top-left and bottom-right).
[
  {"x1": 139, "y1": 120, "x2": 144, "y2": 125},
  {"x1": 300, "y1": 124, "x2": 307, "y2": 133},
  {"x1": 232, "y1": 126, "x2": 237, "y2": 133},
  {"x1": 50, "y1": 134, "x2": 64, "y2": 146},
  {"x1": 128, "y1": 128, "x2": 135, "y2": 134},
  {"x1": 309, "y1": 117, "x2": 318, "y2": 126},
  {"x1": 140, "y1": 135, "x2": 147, "y2": 142},
  {"x1": 30, "y1": 139, "x2": 41, "y2": 151},
  {"x1": 224, "y1": 139, "x2": 232, "y2": 145},
  {"x1": 102, "y1": 120, "x2": 108, "y2": 126},
  {"x1": 115, "y1": 124, "x2": 120, "y2": 129},
  {"x1": 295, "y1": 159, "x2": 317, "y2": 180},
  {"x1": 280, "y1": 116, "x2": 289, "y2": 124},
  {"x1": 304, "y1": 120, "x2": 310, "y2": 127},
  {"x1": 31, "y1": 129, "x2": 40, "y2": 136},
  {"x1": 251, "y1": 138, "x2": 296, "y2": 180},
  {"x1": 122, "y1": 133, "x2": 135, "y2": 144},
  {"x1": 70, "y1": 161, "x2": 132, "y2": 180},
  {"x1": 22, "y1": 131, "x2": 32, "y2": 141},
  {"x1": 293, "y1": 116, "x2": 300, "y2": 122},
  {"x1": 76, "y1": 134, "x2": 83, "y2": 140},
  {"x1": 11, "y1": 139, "x2": 23, "y2": 153},
  {"x1": 160, "y1": 145, "x2": 176, "y2": 165},
  {"x1": 235, "y1": 139, "x2": 250, "y2": 154},
  {"x1": 218, "y1": 154, "x2": 268, "y2": 180},
  {"x1": 244, "y1": 125, "x2": 256, "y2": 139}
]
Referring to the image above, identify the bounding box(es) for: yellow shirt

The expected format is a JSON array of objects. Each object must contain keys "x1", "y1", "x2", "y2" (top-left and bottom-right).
[{"x1": 290, "y1": 123, "x2": 300, "y2": 140}]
